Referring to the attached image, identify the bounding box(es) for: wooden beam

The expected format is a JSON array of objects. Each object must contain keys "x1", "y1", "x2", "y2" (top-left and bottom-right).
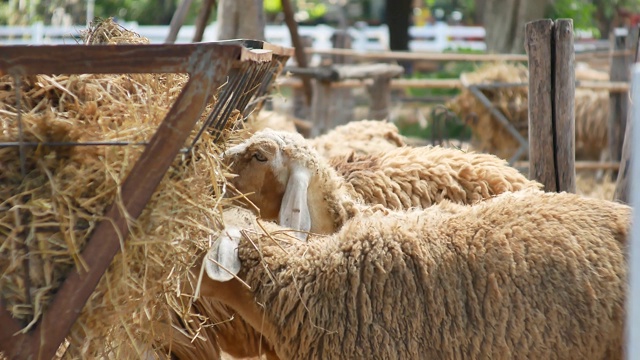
[
  {"x1": 553, "y1": 19, "x2": 576, "y2": 193},
  {"x1": 526, "y1": 19, "x2": 557, "y2": 192},
  {"x1": 514, "y1": 161, "x2": 621, "y2": 171},
  {"x1": 304, "y1": 47, "x2": 626, "y2": 63},
  {"x1": 0, "y1": 43, "x2": 267, "y2": 76},
  {"x1": 305, "y1": 47, "x2": 529, "y2": 62},
  {"x1": 277, "y1": 77, "x2": 630, "y2": 92}
]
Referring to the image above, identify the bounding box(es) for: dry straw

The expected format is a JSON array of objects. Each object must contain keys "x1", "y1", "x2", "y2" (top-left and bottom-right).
[
  {"x1": 447, "y1": 62, "x2": 609, "y2": 160},
  {"x1": 0, "y1": 18, "x2": 244, "y2": 358}
]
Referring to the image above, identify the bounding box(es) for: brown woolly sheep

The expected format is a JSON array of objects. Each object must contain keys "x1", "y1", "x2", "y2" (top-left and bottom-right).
[
  {"x1": 200, "y1": 190, "x2": 630, "y2": 360},
  {"x1": 308, "y1": 119, "x2": 407, "y2": 158},
  {"x1": 223, "y1": 128, "x2": 542, "y2": 236},
  {"x1": 328, "y1": 145, "x2": 542, "y2": 210}
]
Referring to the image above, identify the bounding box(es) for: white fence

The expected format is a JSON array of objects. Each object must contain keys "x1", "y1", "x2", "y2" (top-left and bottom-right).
[
  {"x1": 0, "y1": 21, "x2": 607, "y2": 55},
  {"x1": 0, "y1": 21, "x2": 487, "y2": 52}
]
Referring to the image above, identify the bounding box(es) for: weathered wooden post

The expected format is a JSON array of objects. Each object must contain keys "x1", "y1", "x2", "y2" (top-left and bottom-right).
[
  {"x1": 311, "y1": 78, "x2": 334, "y2": 137},
  {"x1": 330, "y1": 29, "x2": 355, "y2": 127},
  {"x1": 292, "y1": 35, "x2": 314, "y2": 122},
  {"x1": 608, "y1": 27, "x2": 638, "y2": 178},
  {"x1": 525, "y1": 19, "x2": 576, "y2": 193},
  {"x1": 614, "y1": 28, "x2": 640, "y2": 203}
]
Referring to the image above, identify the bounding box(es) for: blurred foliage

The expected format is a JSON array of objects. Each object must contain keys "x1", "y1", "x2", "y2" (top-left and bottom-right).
[{"x1": 0, "y1": 0, "x2": 209, "y2": 25}]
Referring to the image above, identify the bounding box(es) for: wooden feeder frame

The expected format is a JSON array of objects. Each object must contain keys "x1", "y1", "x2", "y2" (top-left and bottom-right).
[{"x1": 0, "y1": 39, "x2": 292, "y2": 360}]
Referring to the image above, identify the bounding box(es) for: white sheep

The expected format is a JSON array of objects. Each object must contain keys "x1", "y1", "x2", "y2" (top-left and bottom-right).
[
  {"x1": 199, "y1": 190, "x2": 630, "y2": 359},
  {"x1": 223, "y1": 128, "x2": 542, "y2": 236},
  {"x1": 308, "y1": 119, "x2": 407, "y2": 158}
]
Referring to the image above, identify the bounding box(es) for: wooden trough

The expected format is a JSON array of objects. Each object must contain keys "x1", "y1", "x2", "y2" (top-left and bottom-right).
[{"x1": 0, "y1": 38, "x2": 292, "y2": 360}]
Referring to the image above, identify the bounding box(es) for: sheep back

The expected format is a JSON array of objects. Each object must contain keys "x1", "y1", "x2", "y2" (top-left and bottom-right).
[
  {"x1": 232, "y1": 190, "x2": 628, "y2": 360},
  {"x1": 329, "y1": 145, "x2": 543, "y2": 210}
]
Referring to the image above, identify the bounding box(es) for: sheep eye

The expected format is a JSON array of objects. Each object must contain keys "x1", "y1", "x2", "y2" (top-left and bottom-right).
[{"x1": 253, "y1": 152, "x2": 267, "y2": 162}]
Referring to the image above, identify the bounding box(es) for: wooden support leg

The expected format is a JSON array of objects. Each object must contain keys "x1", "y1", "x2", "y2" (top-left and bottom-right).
[{"x1": 367, "y1": 77, "x2": 392, "y2": 121}]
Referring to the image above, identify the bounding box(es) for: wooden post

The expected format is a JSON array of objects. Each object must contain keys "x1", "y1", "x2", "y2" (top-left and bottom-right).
[
  {"x1": 165, "y1": 0, "x2": 193, "y2": 43},
  {"x1": 553, "y1": 19, "x2": 576, "y2": 193},
  {"x1": 192, "y1": 0, "x2": 216, "y2": 42},
  {"x1": 367, "y1": 77, "x2": 392, "y2": 120},
  {"x1": 292, "y1": 35, "x2": 314, "y2": 125},
  {"x1": 330, "y1": 29, "x2": 354, "y2": 127},
  {"x1": 281, "y1": 0, "x2": 313, "y2": 105},
  {"x1": 613, "y1": 31, "x2": 640, "y2": 203},
  {"x1": 526, "y1": 19, "x2": 556, "y2": 191},
  {"x1": 311, "y1": 80, "x2": 333, "y2": 137},
  {"x1": 525, "y1": 19, "x2": 576, "y2": 193},
  {"x1": 608, "y1": 29, "x2": 632, "y2": 178}
]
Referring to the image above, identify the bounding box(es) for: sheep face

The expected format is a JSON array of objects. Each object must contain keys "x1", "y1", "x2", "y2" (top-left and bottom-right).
[{"x1": 224, "y1": 129, "x2": 312, "y2": 240}]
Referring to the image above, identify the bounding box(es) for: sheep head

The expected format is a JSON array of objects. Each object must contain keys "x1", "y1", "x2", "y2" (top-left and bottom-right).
[{"x1": 223, "y1": 129, "x2": 314, "y2": 240}]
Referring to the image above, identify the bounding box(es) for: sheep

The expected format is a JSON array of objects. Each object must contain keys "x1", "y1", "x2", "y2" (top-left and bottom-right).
[
  {"x1": 308, "y1": 119, "x2": 407, "y2": 159},
  {"x1": 223, "y1": 128, "x2": 542, "y2": 236},
  {"x1": 199, "y1": 189, "x2": 630, "y2": 360},
  {"x1": 327, "y1": 145, "x2": 542, "y2": 210}
]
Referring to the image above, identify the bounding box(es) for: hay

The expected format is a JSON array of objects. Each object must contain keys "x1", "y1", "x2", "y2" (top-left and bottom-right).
[
  {"x1": 0, "y1": 18, "x2": 239, "y2": 358},
  {"x1": 448, "y1": 62, "x2": 610, "y2": 160}
]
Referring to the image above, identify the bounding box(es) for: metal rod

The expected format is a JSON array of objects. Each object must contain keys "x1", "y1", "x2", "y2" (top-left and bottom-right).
[
  {"x1": 14, "y1": 76, "x2": 26, "y2": 178},
  {"x1": 0, "y1": 141, "x2": 149, "y2": 147},
  {"x1": 187, "y1": 65, "x2": 247, "y2": 150}
]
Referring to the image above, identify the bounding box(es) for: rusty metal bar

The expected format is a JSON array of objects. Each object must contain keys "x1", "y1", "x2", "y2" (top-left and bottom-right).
[
  {"x1": 0, "y1": 43, "x2": 268, "y2": 76},
  {"x1": 0, "y1": 43, "x2": 276, "y2": 360},
  {"x1": 0, "y1": 301, "x2": 23, "y2": 354}
]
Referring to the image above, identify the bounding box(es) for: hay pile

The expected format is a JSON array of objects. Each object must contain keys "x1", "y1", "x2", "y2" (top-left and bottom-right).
[
  {"x1": 448, "y1": 62, "x2": 610, "y2": 160},
  {"x1": 0, "y1": 18, "x2": 240, "y2": 358}
]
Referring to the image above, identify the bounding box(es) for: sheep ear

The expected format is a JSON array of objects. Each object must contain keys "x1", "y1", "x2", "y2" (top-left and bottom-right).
[
  {"x1": 204, "y1": 228, "x2": 242, "y2": 282},
  {"x1": 279, "y1": 164, "x2": 311, "y2": 241}
]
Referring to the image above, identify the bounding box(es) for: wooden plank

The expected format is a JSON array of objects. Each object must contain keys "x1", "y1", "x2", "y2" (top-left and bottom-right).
[
  {"x1": 0, "y1": 43, "x2": 267, "y2": 76},
  {"x1": 277, "y1": 77, "x2": 630, "y2": 92},
  {"x1": 526, "y1": 19, "x2": 556, "y2": 192},
  {"x1": 0, "y1": 48, "x2": 235, "y2": 360},
  {"x1": 305, "y1": 47, "x2": 529, "y2": 62},
  {"x1": 333, "y1": 63, "x2": 404, "y2": 81},
  {"x1": 553, "y1": 19, "x2": 576, "y2": 193},
  {"x1": 305, "y1": 47, "x2": 625, "y2": 63},
  {"x1": 514, "y1": 161, "x2": 620, "y2": 171}
]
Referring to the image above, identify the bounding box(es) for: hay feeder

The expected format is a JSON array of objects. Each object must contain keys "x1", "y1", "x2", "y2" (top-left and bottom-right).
[{"x1": 0, "y1": 37, "x2": 292, "y2": 360}]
